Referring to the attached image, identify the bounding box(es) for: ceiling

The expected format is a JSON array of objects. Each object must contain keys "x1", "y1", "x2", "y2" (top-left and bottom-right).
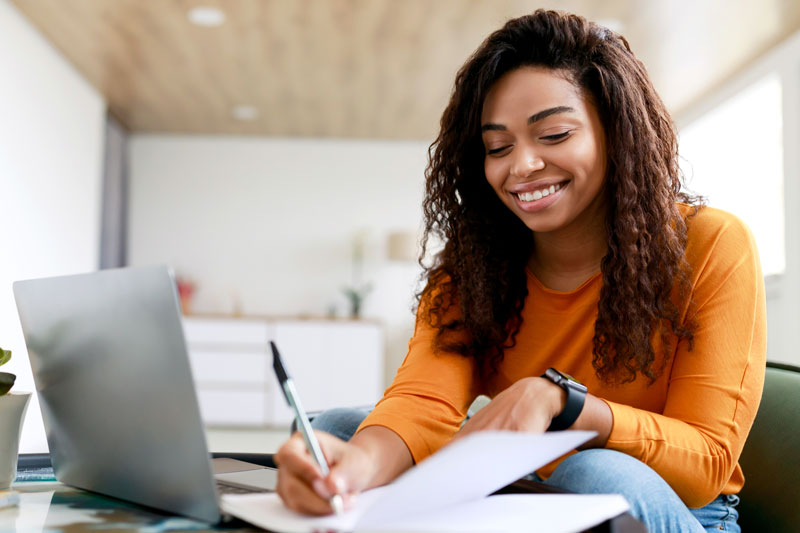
[{"x1": 11, "y1": 0, "x2": 800, "y2": 139}]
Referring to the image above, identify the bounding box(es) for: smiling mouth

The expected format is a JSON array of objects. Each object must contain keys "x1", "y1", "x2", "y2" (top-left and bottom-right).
[{"x1": 514, "y1": 182, "x2": 566, "y2": 202}]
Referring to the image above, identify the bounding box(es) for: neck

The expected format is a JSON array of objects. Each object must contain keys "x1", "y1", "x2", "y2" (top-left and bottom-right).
[{"x1": 528, "y1": 213, "x2": 607, "y2": 292}]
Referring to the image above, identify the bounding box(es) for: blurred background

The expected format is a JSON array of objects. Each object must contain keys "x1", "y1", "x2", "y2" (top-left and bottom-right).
[{"x1": 2, "y1": 0, "x2": 798, "y2": 454}]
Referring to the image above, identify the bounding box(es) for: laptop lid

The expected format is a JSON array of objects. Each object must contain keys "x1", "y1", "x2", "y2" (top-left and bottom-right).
[{"x1": 13, "y1": 265, "x2": 221, "y2": 523}]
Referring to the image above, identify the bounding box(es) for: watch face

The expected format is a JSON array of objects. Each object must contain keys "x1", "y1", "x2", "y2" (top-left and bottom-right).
[{"x1": 546, "y1": 368, "x2": 588, "y2": 392}]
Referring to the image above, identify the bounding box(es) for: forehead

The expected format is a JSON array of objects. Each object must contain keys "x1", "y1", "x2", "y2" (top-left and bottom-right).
[{"x1": 481, "y1": 66, "x2": 589, "y2": 122}]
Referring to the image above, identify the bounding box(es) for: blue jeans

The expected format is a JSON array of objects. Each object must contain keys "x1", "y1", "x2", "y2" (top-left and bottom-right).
[{"x1": 310, "y1": 408, "x2": 740, "y2": 533}]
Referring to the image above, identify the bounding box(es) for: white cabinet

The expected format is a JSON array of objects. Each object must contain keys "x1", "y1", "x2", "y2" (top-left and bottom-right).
[{"x1": 182, "y1": 316, "x2": 383, "y2": 427}]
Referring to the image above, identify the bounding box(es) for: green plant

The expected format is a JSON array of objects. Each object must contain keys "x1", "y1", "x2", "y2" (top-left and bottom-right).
[
  {"x1": 0, "y1": 347, "x2": 14, "y2": 395},
  {"x1": 342, "y1": 283, "x2": 373, "y2": 319}
]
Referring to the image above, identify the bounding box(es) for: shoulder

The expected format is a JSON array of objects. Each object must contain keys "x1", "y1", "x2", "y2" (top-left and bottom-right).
[
  {"x1": 680, "y1": 203, "x2": 757, "y2": 260},
  {"x1": 417, "y1": 269, "x2": 460, "y2": 325},
  {"x1": 679, "y1": 203, "x2": 762, "y2": 293}
]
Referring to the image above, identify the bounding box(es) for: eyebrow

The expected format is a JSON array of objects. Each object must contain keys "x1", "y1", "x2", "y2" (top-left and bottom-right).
[{"x1": 480, "y1": 106, "x2": 576, "y2": 132}]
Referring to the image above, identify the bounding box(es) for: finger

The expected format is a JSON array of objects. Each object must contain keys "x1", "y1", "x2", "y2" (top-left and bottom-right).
[
  {"x1": 324, "y1": 443, "x2": 371, "y2": 497},
  {"x1": 274, "y1": 432, "x2": 326, "y2": 486},
  {"x1": 277, "y1": 467, "x2": 338, "y2": 516},
  {"x1": 313, "y1": 430, "x2": 348, "y2": 466},
  {"x1": 277, "y1": 430, "x2": 353, "y2": 501}
]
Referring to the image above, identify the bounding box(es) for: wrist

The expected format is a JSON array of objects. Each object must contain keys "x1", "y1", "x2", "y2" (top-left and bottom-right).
[
  {"x1": 349, "y1": 425, "x2": 412, "y2": 488},
  {"x1": 541, "y1": 368, "x2": 588, "y2": 431},
  {"x1": 541, "y1": 377, "x2": 567, "y2": 422}
]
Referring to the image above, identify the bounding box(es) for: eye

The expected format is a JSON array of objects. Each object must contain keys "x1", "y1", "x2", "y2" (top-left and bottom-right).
[
  {"x1": 486, "y1": 145, "x2": 512, "y2": 156},
  {"x1": 540, "y1": 131, "x2": 571, "y2": 142}
]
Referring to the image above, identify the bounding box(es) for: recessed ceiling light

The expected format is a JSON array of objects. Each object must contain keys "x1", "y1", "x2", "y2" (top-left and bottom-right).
[
  {"x1": 232, "y1": 105, "x2": 259, "y2": 121},
  {"x1": 188, "y1": 6, "x2": 226, "y2": 27}
]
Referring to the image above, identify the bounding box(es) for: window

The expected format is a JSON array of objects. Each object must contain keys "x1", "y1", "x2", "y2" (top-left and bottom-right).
[{"x1": 678, "y1": 74, "x2": 784, "y2": 276}]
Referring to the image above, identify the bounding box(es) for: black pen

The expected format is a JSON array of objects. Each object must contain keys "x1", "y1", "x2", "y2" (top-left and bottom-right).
[{"x1": 271, "y1": 341, "x2": 344, "y2": 515}]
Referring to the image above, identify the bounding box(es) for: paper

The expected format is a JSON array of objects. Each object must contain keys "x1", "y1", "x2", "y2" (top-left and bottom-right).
[
  {"x1": 367, "y1": 494, "x2": 631, "y2": 533},
  {"x1": 221, "y1": 430, "x2": 631, "y2": 533}
]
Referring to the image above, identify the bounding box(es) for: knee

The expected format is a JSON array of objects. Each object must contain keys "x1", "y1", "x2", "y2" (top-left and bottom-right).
[
  {"x1": 547, "y1": 449, "x2": 663, "y2": 496},
  {"x1": 546, "y1": 449, "x2": 702, "y2": 532},
  {"x1": 309, "y1": 407, "x2": 370, "y2": 442}
]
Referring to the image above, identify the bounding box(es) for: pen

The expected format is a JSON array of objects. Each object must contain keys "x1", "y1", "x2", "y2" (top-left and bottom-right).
[{"x1": 271, "y1": 341, "x2": 344, "y2": 515}]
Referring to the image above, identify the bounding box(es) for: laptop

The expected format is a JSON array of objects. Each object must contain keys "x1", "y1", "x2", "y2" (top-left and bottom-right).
[{"x1": 13, "y1": 265, "x2": 279, "y2": 524}]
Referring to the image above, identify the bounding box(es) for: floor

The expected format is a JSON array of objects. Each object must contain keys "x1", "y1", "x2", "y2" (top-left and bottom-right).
[{"x1": 205, "y1": 426, "x2": 290, "y2": 454}]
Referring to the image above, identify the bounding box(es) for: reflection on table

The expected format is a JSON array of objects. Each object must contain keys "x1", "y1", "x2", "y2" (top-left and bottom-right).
[{"x1": 1, "y1": 481, "x2": 259, "y2": 532}]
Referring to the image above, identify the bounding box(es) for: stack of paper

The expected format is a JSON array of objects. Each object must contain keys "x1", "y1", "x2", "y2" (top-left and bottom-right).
[{"x1": 221, "y1": 430, "x2": 630, "y2": 533}]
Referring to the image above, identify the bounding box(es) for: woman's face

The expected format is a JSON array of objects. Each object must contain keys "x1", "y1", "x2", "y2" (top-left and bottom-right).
[{"x1": 481, "y1": 66, "x2": 607, "y2": 235}]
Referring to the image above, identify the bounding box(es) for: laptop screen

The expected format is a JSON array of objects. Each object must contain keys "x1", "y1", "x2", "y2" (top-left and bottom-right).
[{"x1": 14, "y1": 266, "x2": 221, "y2": 523}]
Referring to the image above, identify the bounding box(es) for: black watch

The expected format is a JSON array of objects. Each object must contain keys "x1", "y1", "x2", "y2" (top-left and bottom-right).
[{"x1": 541, "y1": 368, "x2": 587, "y2": 431}]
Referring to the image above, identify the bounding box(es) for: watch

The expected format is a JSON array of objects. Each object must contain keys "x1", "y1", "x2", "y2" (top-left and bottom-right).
[{"x1": 541, "y1": 368, "x2": 587, "y2": 431}]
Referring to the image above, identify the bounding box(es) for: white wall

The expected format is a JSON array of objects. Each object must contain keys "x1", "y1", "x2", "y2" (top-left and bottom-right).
[
  {"x1": 128, "y1": 136, "x2": 428, "y2": 382},
  {"x1": 0, "y1": 0, "x2": 106, "y2": 452}
]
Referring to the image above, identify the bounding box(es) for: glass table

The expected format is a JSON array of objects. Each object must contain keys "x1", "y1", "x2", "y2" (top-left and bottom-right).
[{"x1": 1, "y1": 481, "x2": 259, "y2": 532}]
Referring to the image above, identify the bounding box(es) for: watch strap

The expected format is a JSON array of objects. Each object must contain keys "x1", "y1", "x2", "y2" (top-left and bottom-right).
[{"x1": 542, "y1": 368, "x2": 587, "y2": 431}]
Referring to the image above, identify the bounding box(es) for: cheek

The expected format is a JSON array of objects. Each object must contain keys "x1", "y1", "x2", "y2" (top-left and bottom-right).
[
  {"x1": 484, "y1": 159, "x2": 507, "y2": 192},
  {"x1": 560, "y1": 139, "x2": 604, "y2": 185}
]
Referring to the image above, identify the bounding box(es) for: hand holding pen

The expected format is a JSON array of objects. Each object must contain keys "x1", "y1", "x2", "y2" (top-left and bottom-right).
[{"x1": 271, "y1": 341, "x2": 344, "y2": 515}]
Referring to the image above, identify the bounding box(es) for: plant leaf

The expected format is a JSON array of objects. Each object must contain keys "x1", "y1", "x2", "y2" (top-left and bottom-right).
[
  {"x1": 0, "y1": 348, "x2": 10, "y2": 367},
  {"x1": 0, "y1": 372, "x2": 15, "y2": 395}
]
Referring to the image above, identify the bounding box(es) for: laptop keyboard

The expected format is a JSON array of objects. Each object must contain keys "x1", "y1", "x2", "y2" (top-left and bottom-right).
[{"x1": 216, "y1": 480, "x2": 271, "y2": 495}]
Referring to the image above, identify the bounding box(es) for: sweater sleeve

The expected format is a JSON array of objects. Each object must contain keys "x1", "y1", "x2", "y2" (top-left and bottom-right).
[
  {"x1": 605, "y1": 212, "x2": 767, "y2": 508},
  {"x1": 356, "y1": 295, "x2": 480, "y2": 464}
]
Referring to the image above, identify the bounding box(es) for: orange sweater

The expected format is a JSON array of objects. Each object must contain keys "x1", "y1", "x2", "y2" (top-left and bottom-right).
[{"x1": 359, "y1": 205, "x2": 766, "y2": 508}]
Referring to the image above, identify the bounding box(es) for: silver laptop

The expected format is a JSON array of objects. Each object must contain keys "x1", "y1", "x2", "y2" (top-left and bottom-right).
[{"x1": 13, "y1": 265, "x2": 278, "y2": 523}]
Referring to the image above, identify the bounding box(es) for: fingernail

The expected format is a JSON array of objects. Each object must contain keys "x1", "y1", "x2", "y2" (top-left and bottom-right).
[{"x1": 312, "y1": 479, "x2": 331, "y2": 498}]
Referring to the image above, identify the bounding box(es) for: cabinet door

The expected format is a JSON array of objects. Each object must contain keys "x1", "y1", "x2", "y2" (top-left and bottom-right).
[
  {"x1": 183, "y1": 317, "x2": 272, "y2": 426},
  {"x1": 196, "y1": 389, "x2": 268, "y2": 426},
  {"x1": 270, "y1": 321, "x2": 384, "y2": 425}
]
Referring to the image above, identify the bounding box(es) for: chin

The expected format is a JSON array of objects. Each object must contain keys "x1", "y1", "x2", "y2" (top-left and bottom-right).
[{"x1": 518, "y1": 215, "x2": 565, "y2": 234}]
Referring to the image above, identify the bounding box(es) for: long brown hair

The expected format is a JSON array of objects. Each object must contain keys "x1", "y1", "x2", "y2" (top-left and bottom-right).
[{"x1": 419, "y1": 9, "x2": 699, "y2": 385}]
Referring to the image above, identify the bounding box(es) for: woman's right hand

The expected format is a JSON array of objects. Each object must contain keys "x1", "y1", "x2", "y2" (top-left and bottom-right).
[{"x1": 273, "y1": 430, "x2": 375, "y2": 515}]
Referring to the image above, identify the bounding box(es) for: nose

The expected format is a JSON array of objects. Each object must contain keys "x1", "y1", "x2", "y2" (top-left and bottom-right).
[{"x1": 511, "y1": 144, "x2": 545, "y2": 178}]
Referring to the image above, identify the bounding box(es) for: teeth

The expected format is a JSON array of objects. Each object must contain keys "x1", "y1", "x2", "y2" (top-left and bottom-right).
[{"x1": 516, "y1": 183, "x2": 562, "y2": 202}]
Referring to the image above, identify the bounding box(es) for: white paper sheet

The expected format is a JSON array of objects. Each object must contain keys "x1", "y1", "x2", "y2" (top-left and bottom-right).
[
  {"x1": 220, "y1": 430, "x2": 629, "y2": 533},
  {"x1": 358, "y1": 430, "x2": 594, "y2": 527},
  {"x1": 372, "y1": 494, "x2": 631, "y2": 533}
]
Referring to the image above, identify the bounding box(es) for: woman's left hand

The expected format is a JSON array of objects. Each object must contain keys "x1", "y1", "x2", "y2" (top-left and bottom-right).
[{"x1": 455, "y1": 376, "x2": 565, "y2": 439}]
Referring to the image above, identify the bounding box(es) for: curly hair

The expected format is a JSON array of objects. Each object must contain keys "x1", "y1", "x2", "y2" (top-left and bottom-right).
[{"x1": 419, "y1": 9, "x2": 699, "y2": 385}]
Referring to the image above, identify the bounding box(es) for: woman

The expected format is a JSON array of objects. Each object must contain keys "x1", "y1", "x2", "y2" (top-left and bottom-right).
[{"x1": 275, "y1": 10, "x2": 765, "y2": 532}]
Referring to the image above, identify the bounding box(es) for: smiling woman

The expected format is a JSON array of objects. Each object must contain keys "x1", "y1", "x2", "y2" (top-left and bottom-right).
[{"x1": 274, "y1": 10, "x2": 766, "y2": 532}]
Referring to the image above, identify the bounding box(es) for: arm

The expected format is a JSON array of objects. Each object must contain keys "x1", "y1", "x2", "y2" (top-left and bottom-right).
[
  {"x1": 456, "y1": 375, "x2": 612, "y2": 449},
  {"x1": 604, "y1": 214, "x2": 766, "y2": 507}
]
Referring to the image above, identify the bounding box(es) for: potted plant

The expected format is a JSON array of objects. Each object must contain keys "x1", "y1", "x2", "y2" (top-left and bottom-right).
[{"x1": 0, "y1": 347, "x2": 31, "y2": 489}]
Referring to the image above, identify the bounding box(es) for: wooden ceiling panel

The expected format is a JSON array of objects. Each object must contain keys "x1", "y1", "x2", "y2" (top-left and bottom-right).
[{"x1": 10, "y1": 0, "x2": 800, "y2": 139}]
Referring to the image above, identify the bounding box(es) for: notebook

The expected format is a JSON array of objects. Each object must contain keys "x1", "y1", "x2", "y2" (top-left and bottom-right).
[
  {"x1": 13, "y1": 265, "x2": 276, "y2": 524},
  {"x1": 221, "y1": 430, "x2": 630, "y2": 532}
]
